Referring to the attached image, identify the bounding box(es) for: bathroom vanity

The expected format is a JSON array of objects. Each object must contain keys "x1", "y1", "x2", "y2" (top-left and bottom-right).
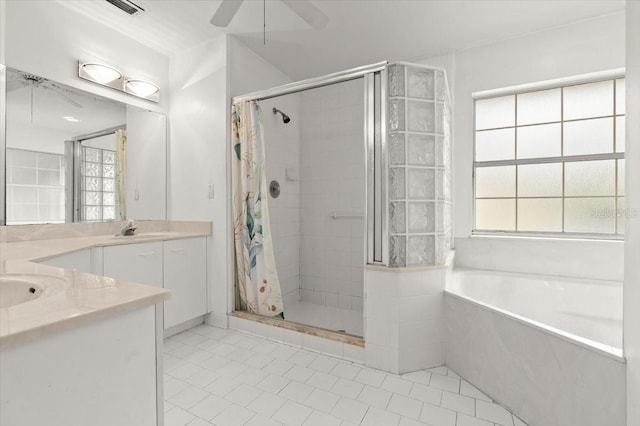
[{"x1": 0, "y1": 221, "x2": 211, "y2": 426}]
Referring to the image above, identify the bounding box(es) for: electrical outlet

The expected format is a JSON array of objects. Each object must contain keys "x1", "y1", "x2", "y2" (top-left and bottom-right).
[{"x1": 207, "y1": 184, "x2": 214, "y2": 199}]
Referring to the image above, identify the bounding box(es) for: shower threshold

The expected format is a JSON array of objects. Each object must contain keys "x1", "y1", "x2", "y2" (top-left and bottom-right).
[{"x1": 231, "y1": 311, "x2": 364, "y2": 348}]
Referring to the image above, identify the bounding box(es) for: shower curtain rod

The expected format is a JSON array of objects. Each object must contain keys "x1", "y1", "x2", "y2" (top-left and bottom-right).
[{"x1": 232, "y1": 61, "x2": 388, "y2": 103}]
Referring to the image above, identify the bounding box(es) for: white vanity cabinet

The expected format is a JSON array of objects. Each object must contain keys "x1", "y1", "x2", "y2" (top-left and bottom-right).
[
  {"x1": 103, "y1": 241, "x2": 164, "y2": 288},
  {"x1": 163, "y1": 238, "x2": 207, "y2": 329},
  {"x1": 39, "y1": 248, "x2": 92, "y2": 273}
]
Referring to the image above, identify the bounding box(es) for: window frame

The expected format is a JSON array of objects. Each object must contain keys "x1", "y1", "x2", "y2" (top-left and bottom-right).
[{"x1": 472, "y1": 70, "x2": 626, "y2": 240}]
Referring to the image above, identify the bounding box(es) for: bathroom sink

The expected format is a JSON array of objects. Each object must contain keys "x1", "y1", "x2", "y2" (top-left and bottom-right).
[
  {"x1": 0, "y1": 275, "x2": 44, "y2": 308},
  {"x1": 108, "y1": 233, "x2": 170, "y2": 241}
]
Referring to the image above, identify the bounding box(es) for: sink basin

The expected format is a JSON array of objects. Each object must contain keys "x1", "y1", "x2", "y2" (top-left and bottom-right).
[
  {"x1": 0, "y1": 276, "x2": 44, "y2": 308},
  {"x1": 109, "y1": 233, "x2": 169, "y2": 241}
]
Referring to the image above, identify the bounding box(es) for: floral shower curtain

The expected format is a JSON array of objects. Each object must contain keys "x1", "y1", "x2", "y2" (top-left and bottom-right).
[{"x1": 232, "y1": 101, "x2": 284, "y2": 317}]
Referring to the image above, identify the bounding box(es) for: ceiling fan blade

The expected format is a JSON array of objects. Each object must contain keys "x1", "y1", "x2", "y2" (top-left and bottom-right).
[
  {"x1": 41, "y1": 85, "x2": 84, "y2": 109},
  {"x1": 281, "y1": 0, "x2": 328, "y2": 30},
  {"x1": 6, "y1": 80, "x2": 26, "y2": 93},
  {"x1": 210, "y1": 0, "x2": 245, "y2": 27}
]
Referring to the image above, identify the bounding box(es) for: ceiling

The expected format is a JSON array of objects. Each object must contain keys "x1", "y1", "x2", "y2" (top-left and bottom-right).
[{"x1": 56, "y1": 0, "x2": 625, "y2": 80}]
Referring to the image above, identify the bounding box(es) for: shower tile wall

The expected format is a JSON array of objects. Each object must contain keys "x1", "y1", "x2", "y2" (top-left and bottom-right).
[
  {"x1": 262, "y1": 96, "x2": 302, "y2": 308},
  {"x1": 299, "y1": 80, "x2": 365, "y2": 312},
  {"x1": 388, "y1": 64, "x2": 453, "y2": 267}
]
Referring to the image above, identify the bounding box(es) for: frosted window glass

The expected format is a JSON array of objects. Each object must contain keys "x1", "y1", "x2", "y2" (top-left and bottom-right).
[
  {"x1": 563, "y1": 117, "x2": 613, "y2": 156},
  {"x1": 9, "y1": 167, "x2": 37, "y2": 185},
  {"x1": 517, "y1": 88, "x2": 561, "y2": 125},
  {"x1": 38, "y1": 153, "x2": 63, "y2": 170},
  {"x1": 475, "y1": 95, "x2": 515, "y2": 130},
  {"x1": 565, "y1": 160, "x2": 615, "y2": 196},
  {"x1": 476, "y1": 166, "x2": 516, "y2": 198},
  {"x1": 616, "y1": 79, "x2": 625, "y2": 115},
  {"x1": 517, "y1": 198, "x2": 563, "y2": 232},
  {"x1": 563, "y1": 80, "x2": 613, "y2": 120},
  {"x1": 518, "y1": 163, "x2": 562, "y2": 197},
  {"x1": 475, "y1": 128, "x2": 514, "y2": 161},
  {"x1": 517, "y1": 123, "x2": 561, "y2": 159},
  {"x1": 564, "y1": 197, "x2": 616, "y2": 234},
  {"x1": 8, "y1": 149, "x2": 37, "y2": 167},
  {"x1": 616, "y1": 116, "x2": 625, "y2": 152},
  {"x1": 617, "y1": 197, "x2": 625, "y2": 234},
  {"x1": 476, "y1": 199, "x2": 515, "y2": 231},
  {"x1": 618, "y1": 160, "x2": 625, "y2": 196}
]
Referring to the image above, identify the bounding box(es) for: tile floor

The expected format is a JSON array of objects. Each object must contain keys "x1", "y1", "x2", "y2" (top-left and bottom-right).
[
  {"x1": 284, "y1": 301, "x2": 364, "y2": 337},
  {"x1": 163, "y1": 325, "x2": 529, "y2": 426}
]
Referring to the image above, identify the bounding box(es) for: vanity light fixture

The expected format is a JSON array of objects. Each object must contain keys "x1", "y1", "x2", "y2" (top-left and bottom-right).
[
  {"x1": 78, "y1": 60, "x2": 160, "y2": 103},
  {"x1": 124, "y1": 79, "x2": 159, "y2": 98}
]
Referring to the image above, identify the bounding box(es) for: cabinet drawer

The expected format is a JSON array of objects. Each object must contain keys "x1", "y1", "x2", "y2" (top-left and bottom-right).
[{"x1": 103, "y1": 242, "x2": 163, "y2": 288}]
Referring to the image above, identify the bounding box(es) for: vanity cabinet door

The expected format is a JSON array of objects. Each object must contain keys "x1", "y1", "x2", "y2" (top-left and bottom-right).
[
  {"x1": 39, "y1": 249, "x2": 92, "y2": 273},
  {"x1": 102, "y1": 242, "x2": 163, "y2": 288},
  {"x1": 163, "y1": 237, "x2": 207, "y2": 329}
]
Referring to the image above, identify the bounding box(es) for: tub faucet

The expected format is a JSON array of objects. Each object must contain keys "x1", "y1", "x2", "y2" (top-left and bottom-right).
[{"x1": 120, "y1": 220, "x2": 137, "y2": 236}]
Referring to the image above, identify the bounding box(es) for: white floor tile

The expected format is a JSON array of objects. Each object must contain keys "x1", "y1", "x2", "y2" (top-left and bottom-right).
[
  {"x1": 303, "y1": 388, "x2": 340, "y2": 412},
  {"x1": 186, "y1": 418, "x2": 213, "y2": 426},
  {"x1": 284, "y1": 364, "x2": 315, "y2": 382},
  {"x1": 185, "y1": 369, "x2": 221, "y2": 389},
  {"x1": 331, "y1": 377, "x2": 365, "y2": 399},
  {"x1": 306, "y1": 371, "x2": 339, "y2": 390},
  {"x1": 245, "y1": 353, "x2": 276, "y2": 369},
  {"x1": 402, "y1": 370, "x2": 432, "y2": 385},
  {"x1": 361, "y1": 406, "x2": 401, "y2": 426},
  {"x1": 256, "y1": 374, "x2": 291, "y2": 394},
  {"x1": 358, "y1": 385, "x2": 392, "y2": 408},
  {"x1": 188, "y1": 394, "x2": 231, "y2": 421},
  {"x1": 169, "y1": 385, "x2": 209, "y2": 409},
  {"x1": 244, "y1": 414, "x2": 281, "y2": 426},
  {"x1": 429, "y1": 373, "x2": 460, "y2": 393},
  {"x1": 279, "y1": 380, "x2": 314, "y2": 403},
  {"x1": 460, "y1": 380, "x2": 492, "y2": 402},
  {"x1": 302, "y1": 410, "x2": 342, "y2": 426},
  {"x1": 165, "y1": 406, "x2": 196, "y2": 426},
  {"x1": 456, "y1": 413, "x2": 492, "y2": 426},
  {"x1": 387, "y1": 394, "x2": 423, "y2": 420},
  {"x1": 308, "y1": 355, "x2": 339, "y2": 373},
  {"x1": 211, "y1": 403, "x2": 255, "y2": 426},
  {"x1": 475, "y1": 400, "x2": 514, "y2": 426},
  {"x1": 419, "y1": 403, "x2": 457, "y2": 426},
  {"x1": 409, "y1": 383, "x2": 442, "y2": 405},
  {"x1": 272, "y1": 400, "x2": 313, "y2": 426},
  {"x1": 354, "y1": 368, "x2": 387, "y2": 387},
  {"x1": 165, "y1": 377, "x2": 191, "y2": 399},
  {"x1": 236, "y1": 367, "x2": 270, "y2": 386},
  {"x1": 441, "y1": 391, "x2": 475, "y2": 416},
  {"x1": 224, "y1": 384, "x2": 263, "y2": 407},
  {"x1": 513, "y1": 415, "x2": 529, "y2": 426},
  {"x1": 264, "y1": 358, "x2": 295, "y2": 376},
  {"x1": 331, "y1": 362, "x2": 361, "y2": 380},
  {"x1": 204, "y1": 376, "x2": 241, "y2": 397},
  {"x1": 331, "y1": 397, "x2": 369, "y2": 424},
  {"x1": 381, "y1": 375, "x2": 413, "y2": 396},
  {"x1": 289, "y1": 350, "x2": 318, "y2": 367},
  {"x1": 399, "y1": 416, "x2": 429, "y2": 426},
  {"x1": 246, "y1": 392, "x2": 287, "y2": 418},
  {"x1": 169, "y1": 363, "x2": 205, "y2": 381}
]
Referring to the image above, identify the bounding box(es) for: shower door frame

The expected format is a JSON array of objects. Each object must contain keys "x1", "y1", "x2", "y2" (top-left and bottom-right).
[{"x1": 231, "y1": 61, "x2": 390, "y2": 273}]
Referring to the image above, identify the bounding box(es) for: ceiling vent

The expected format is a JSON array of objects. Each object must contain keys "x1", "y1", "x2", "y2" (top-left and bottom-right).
[{"x1": 105, "y1": 0, "x2": 145, "y2": 16}]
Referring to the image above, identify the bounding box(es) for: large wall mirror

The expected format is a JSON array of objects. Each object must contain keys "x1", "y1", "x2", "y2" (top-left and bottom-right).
[{"x1": 1, "y1": 66, "x2": 167, "y2": 225}]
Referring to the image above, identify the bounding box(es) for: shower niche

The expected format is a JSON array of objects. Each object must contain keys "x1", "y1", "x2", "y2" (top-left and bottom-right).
[{"x1": 231, "y1": 62, "x2": 452, "y2": 341}]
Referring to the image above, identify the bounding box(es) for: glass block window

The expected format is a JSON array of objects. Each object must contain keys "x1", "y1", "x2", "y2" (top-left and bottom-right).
[
  {"x1": 81, "y1": 146, "x2": 117, "y2": 221},
  {"x1": 6, "y1": 148, "x2": 66, "y2": 224},
  {"x1": 474, "y1": 77, "x2": 625, "y2": 237}
]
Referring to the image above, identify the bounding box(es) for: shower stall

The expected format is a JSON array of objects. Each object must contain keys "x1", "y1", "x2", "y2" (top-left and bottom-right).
[{"x1": 231, "y1": 62, "x2": 452, "y2": 341}]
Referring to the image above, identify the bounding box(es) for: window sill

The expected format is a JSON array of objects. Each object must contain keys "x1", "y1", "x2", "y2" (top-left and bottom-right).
[{"x1": 470, "y1": 231, "x2": 624, "y2": 243}]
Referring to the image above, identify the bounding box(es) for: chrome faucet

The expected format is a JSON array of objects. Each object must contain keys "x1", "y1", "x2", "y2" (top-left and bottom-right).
[{"x1": 120, "y1": 220, "x2": 137, "y2": 236}]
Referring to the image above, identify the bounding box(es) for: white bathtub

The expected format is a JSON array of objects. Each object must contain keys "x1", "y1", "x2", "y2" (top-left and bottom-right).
[{"x1": 445, "y1": 268, "x2": 625, "y2": 426}]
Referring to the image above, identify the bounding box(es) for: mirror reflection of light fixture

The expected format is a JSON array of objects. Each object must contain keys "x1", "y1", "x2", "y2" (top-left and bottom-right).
[{"x1": 77, "y1": 60, "x2": 160, "y2": 103}]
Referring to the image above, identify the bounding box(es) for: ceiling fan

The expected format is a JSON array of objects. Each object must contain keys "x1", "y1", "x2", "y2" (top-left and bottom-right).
[
  {"x1": 7, "y1": 72, "x2": 83, "y2": 109},
  {"x1": 210, "y1": 0, "x2": 328, "y2": 30}
]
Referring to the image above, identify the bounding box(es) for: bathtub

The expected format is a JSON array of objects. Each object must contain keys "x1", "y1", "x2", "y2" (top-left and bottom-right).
[{"x1": 445, "y1": 268, "x2": 626, "y2": 426}]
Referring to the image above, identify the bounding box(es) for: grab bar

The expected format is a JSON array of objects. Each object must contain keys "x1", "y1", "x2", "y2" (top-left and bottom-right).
[{"x1": 330, "y1": 211, "x2": 364, "y2": 220}]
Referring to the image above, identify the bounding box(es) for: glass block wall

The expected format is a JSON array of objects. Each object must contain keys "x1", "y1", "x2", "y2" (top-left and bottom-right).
[{"x1": 387, "y1": 63, "x2": 452, "y2": 267}]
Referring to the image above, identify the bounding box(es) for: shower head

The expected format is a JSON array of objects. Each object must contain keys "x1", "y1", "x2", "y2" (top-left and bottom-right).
[{"x1": 273, "y1": 107, "x2": 291, "y2": 124}]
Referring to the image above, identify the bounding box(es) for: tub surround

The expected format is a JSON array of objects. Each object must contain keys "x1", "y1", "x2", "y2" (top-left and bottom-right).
[{"x1": 445, "y1": 268, "x2": 626, "y2": 426}]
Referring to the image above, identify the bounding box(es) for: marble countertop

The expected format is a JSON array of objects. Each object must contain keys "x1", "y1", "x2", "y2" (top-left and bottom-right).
[{"x1": 0, "y1": 226, "x2": 211, "y2": 349}]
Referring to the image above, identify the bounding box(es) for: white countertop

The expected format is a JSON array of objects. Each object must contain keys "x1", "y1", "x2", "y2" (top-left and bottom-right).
[{"x1": 0, "y1": 229, "x2": 210, "y2": 349}]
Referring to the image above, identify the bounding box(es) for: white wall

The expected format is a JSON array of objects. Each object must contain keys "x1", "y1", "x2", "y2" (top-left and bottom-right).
[
  {"x1": 168, "y1": 35, "x2": 228, "y2": 321},
  {"x1": 299, "y1": 80, "x2": 365, "y2": 312},
  {"x1": 2, "y1": 0, "x2": 169, "y2": 114},
  {"x1": 625, "y1": 2, "x2": 640, "y2": 425},
  {"x1": 449, "y1": 12, "x2": 626, "y2": 280},
  {"x1": 6, "y1": 122, "x2": 69, "y2": 154}
]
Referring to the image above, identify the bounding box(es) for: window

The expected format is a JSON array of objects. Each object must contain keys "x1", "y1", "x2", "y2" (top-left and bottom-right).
[
  {"x1": 6, "y1": 148, "x2": 66, "y2": 225},
  {"x1": 474, "y1": 76, "x2": 625, "y2": 237},
  {"x1": 81, "y1": 146, "x2": 117, "y2": 221}
]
